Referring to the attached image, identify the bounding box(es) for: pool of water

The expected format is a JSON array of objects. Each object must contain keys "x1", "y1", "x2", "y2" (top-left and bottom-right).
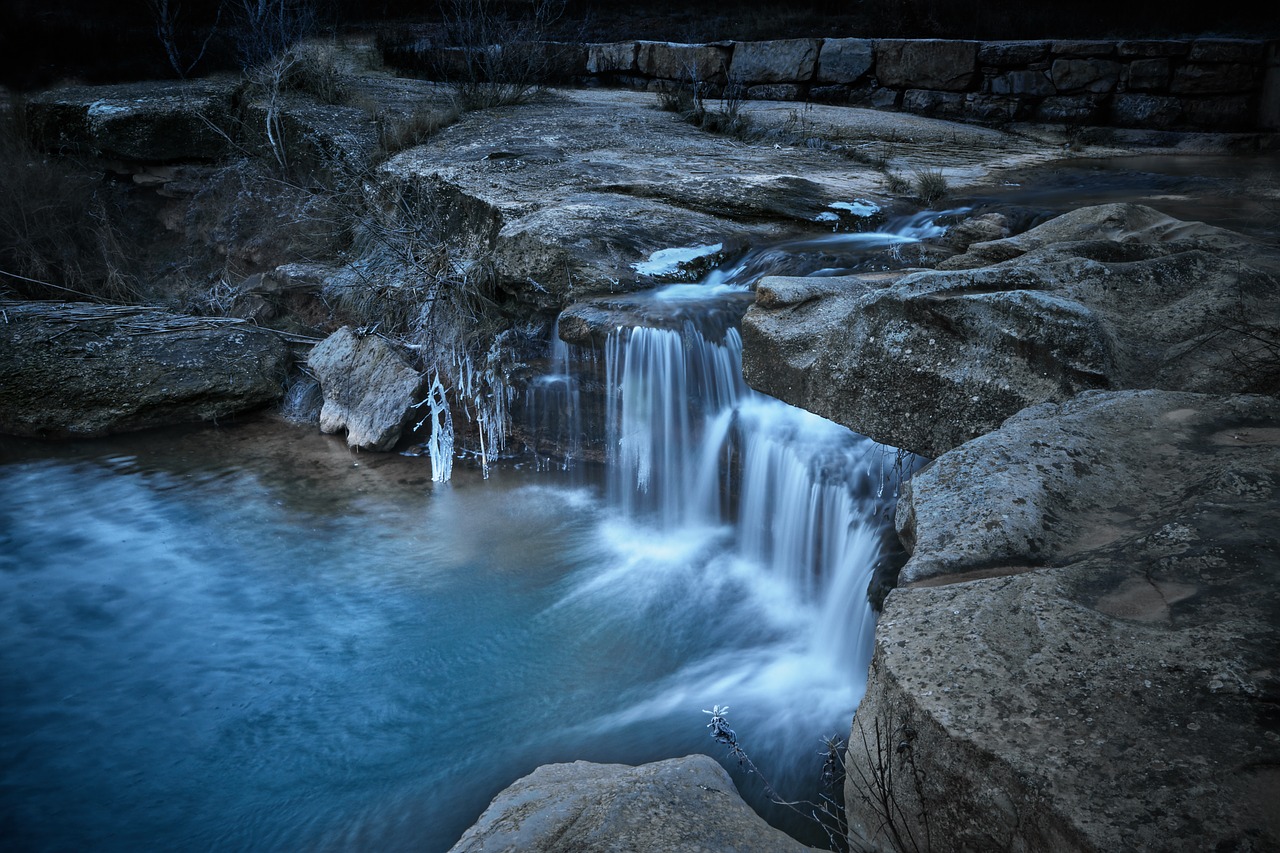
[{"x1": 0, "y1": 417, "x2": 878, "y2": 851}]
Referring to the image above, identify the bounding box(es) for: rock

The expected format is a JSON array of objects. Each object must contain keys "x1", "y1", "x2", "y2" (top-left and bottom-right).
[
  {"x1": 897, "y1": 389, "x2": 1280, "y2": 583},
  {"x1": 558, "y1": 291, "x2": 753, "y2": 348},
  {"x1": 875, "y1": 40, "x2": 979, "y2": 91},
  {"x1": 588, "y1": 41, "x2": 638, "y2": 74},
  {"x1": 308, "y1": 326, "x2": 423, "y2": 451},
  {"x1": 989, "y1": 69, "x2": 1055, "y2": 97},
  {"x1": 1110, "y1": 94, "x2": 1182, "y2": 129},
  {"x1": 746, "y1": 83, "x2": 804, "y2": 101},
  {"x1": 1124, "y1": 57, "x2": 1171, "y2": 91},
  {"x1": 901, "y1": 89, "x2": 965, "y2": 118},
  {"x1": 0, "y1": 301, "x2": 286, "y2": 437},
  {"x1": 1035, "y1": 94, "x2": 1107, "y2": 124},
  {"x1": 1050, "y1": 40, "x2": 1117, "y2": 58},
  {"x1": 846, "y1": 390, "x2": 1280, "y2": 852},
  {"x1": 815, "y1": 38, "x2": 874, "y2": 83},
  {"x1": 1181, "y1": 94, "x2": 1256, "y2": 130},
  {"x1": 1117, "y1": 40, "x2": 1190, "y2": 59},
  {"x1": 729, "y1": 39, "x2": 820, "y2": 84},
  {"x1": 740, "y1": 204, "x2": 1280, "y2": 458},
  {"x1": 1170, "y1": 63, "x2": 1262, "y2": 95},
  {"x1": 26, "y1": 79, "x2": 235, "y2": 162},
  {"x1": 978, "y1": 41, "x2": 1051, "y2": 67},
  {"x1": 637, "y1": 41, "x2": 730, "y2": 84},
  {"x1": 1188, "y1": 38, "x2": 1267, "y2": 64},
  {"x1": 945, "y1": 212, "x2": 1010, "y2": 250},
  {"x1": 375, "y1": 89, "x2": 1004, "y2": 311},
  {"x1": 1050, "y1": 58, "x2": 1121, "y2": 94},
  {"x1": 447, "y1": 755, "x2": 819, "y2": 853}
]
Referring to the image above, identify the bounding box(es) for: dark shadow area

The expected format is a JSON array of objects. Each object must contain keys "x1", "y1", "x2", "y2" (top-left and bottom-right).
[{"x1": 3, "y1": 0, "x2": 1275, "y2": 91}]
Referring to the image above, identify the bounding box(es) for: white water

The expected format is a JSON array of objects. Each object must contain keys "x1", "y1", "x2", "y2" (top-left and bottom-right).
[
  {"x1": 601, "y1": 322, "x2": 890, "y2": 712},
  {"x1": 522, "y1": 214, "x2": 948, "y2": 764}
]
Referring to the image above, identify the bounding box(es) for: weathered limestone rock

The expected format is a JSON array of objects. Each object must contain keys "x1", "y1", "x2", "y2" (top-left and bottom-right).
[
  {"x1": 1050, "y1": 58, "x2": 1122, "y2": 93},
  {"x1": 897, "y1": 390, "x2": 1280, "y2": 583},
  {"x1": 1111, "y1": 94, "x2": 1182, "y2": 129},
  {"x1": 1117, "y1": 39, "x2": 1190, "y2": 59},
  {"x1": 815, "y1": 38, "x2": 874, "y2": 83},
  {"x1": 0, "y1": 301, "x2": 286, "y2": 437},
  {"x1": 1036, "y1": 94, "x2": 1106, "y2": 123},
  {"x1": 740, "y1": 204, "x2": 1280, "y2": 458},
  {"x1": 448, "y1": 755, "x2": 819, "y2": 853},
  {"x1": 945, "y1": 212, "x2": 1011, "y2": 250},
  {"x1": 1188, "y1": 38, "x2": 1267, "y2": 64},
  {"x1": 374, "y1": 89, "x2": 1051, "y2": 312},
  {"x1": 588, "y1": 41, "x2": 638, "y2": 74},
  {"x1": 729, "y1": 39, "x2": 820, "y2": 83},
  {"x1": 989, "y1": 69, "x2": 1055, "y2": 97},
  {"x1": 846, "y1": 390, "x2": 1280, "y2": 852},
  {"x1": 1125, "y1": 57, "x2": 1171, "y2": 91},
  {"x1": 308, "y1": 326, "x2": 423, "y2": 451},
  {"x1": 637, "y1": 41, "x2": 730, "y2": 84},
  {"x1": 1171, "y1": 62, "x2": 1262, "y2": 95},
  {"x1": 26, "y1": 79, "x2": 235, "y2": 161},
  {"x1": 875, "y1": 40, "x2": 979, "y2": 91},
  {"x1": 978, "y1": 40, "x2": 1051, "y2": 66}
]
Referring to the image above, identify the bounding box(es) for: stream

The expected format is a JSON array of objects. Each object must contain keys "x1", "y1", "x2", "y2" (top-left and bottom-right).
[{"x1": 2, "y1": 155, "x2": 1272, "y2": 852}]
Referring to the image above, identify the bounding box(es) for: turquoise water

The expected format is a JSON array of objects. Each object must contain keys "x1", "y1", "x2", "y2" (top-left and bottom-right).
[{"x1": 0, "y1": 419, "x2": 883, "y2": 851}]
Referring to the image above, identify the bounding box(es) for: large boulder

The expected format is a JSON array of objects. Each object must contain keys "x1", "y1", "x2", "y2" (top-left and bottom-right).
[
  {"x1": 308, "y1": 326, "x2": 423, "y2": 452},
  {"x1": 741, "y1": 204, "x2": 1280, "y2": 458},
  {"x1": 874, "y1": 40, "x2": 979, "y2": 91},
  {"x1": 26, "y1": 79, "x2": 236, "y2": 162},
  {"x1": 0, "y1": 301, "x2": 287, "y2": 437},
  {"x1": 845, "y1": 390, "x2": 1280, "y2": 852},
  {"x1": 448, "y1": 755, "x2": 819, "y2": 853},
  {"x1": 729, "y1": 39, "x2": 821, "y2": 84},
  {"x1": 815, "y1": 38, "x2": 874, "y2": 83},
  {"x1": 637, "y1": 41, "x2": 731, "y2": 84}
]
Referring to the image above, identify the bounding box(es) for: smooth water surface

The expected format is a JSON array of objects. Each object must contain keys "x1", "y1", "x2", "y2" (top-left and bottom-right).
[{"x1": 0, "y1": 419, "x2": 889, "y2": 851}]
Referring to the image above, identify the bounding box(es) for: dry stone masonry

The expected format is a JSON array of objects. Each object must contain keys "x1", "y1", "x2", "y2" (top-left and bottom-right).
[{"x1": 386, "y1": 36, "x2": 1279, "y2": 131}]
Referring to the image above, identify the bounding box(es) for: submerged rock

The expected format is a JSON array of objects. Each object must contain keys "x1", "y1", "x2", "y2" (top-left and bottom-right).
[
  {"x1": 845, "y1": 390, "x2": 1280, "y2": 852},
  {"x1": 0, "y1": 300, "x2": 287, "y2": 437},
  {"x1": 307, "y1": 326, "x2": 423, "y2": 452},
  {"x1": 448, "y1": 754, "x2": 819, "y2": 853},
  {"x1": 741, "y1": 203, "x2": 1280, "y2": 458}
]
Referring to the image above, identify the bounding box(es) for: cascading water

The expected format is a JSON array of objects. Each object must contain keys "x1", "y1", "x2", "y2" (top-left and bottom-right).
[
  {"x1": 526, "y1": 210, "x2": 948, "y2": 782},
  {"x1": 0, "y1": 210, "x2": 939, "y2": 853}
]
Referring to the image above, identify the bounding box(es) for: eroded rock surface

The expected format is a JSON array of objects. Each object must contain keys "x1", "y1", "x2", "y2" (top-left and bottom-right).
[
  {"x1": 0, "y1": 301, "x2": 287, "y2": 437},
  {"x1": 375, "y1": 88, "x2": 1056, "y2": 313},
  {"x1": 448, "y1": 754, "x2": 819, "y2": 853},
  {"x1": 308, "y1": 326, "x2": 423, "y2": 451},
  {"x1": 845, "y1": 390, "x2": 1280, "y2": 852},
  {"x1": 742, "y1": 203, "x2": 1280, "y2": 457}
]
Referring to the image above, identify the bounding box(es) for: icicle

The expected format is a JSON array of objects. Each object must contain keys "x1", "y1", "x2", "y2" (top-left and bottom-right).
[{"x1": 415, "y1": 375, "x2": 454, "y2": 483}]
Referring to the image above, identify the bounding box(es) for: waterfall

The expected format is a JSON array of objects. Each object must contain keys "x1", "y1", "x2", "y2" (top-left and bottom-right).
[
  {"x1": 600, "y1": 321, "x2": 888, "y2": 677},
  {"x1": 523, "y1": 213, "x2": 939, "y2": 772}
]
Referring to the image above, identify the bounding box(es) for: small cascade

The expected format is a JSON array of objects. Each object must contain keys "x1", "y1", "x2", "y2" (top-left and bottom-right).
[
  {"x1": 523, "y1": 319, "x2": 588, "y2": 470},
  {"x1": 599, "y1": 320, "x2": 895, "y2": 674},
  {"x1": 522, "y1": 211, "x2": 941, "y2": 779},
  {"x1": 605, "y1": 323, "x2": 746, "y2": 527}
]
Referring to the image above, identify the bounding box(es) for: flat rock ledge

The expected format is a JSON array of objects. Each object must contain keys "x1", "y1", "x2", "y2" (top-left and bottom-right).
[
  {"x1": 741, "y1": 203, "x2": 1280, "y2": 458},
  {"x1": 448, "y1": 754, "x2": 819, "y2": 853},
  {"x1": 0, "y1": 301, "x2": 287, "y2": 438},
  {"x1": 845, "y1": 390, "x2": 1280, "y2": 852}
]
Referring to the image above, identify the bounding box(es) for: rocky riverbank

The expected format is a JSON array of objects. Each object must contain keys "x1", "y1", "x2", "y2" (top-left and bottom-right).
[{"x1": 3, "y1": 49, "x2": 1278, "y2": 852}]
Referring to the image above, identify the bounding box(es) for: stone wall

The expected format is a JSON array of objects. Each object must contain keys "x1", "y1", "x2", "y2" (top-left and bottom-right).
[{"x1": 386, "y1": 36, "x2": 1279, "y2": 132}]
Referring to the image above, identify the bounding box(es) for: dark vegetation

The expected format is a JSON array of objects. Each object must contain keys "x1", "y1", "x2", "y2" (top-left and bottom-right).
[{"x1": 3, "y1": 0, "x2": 1274, "y2": 90}]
